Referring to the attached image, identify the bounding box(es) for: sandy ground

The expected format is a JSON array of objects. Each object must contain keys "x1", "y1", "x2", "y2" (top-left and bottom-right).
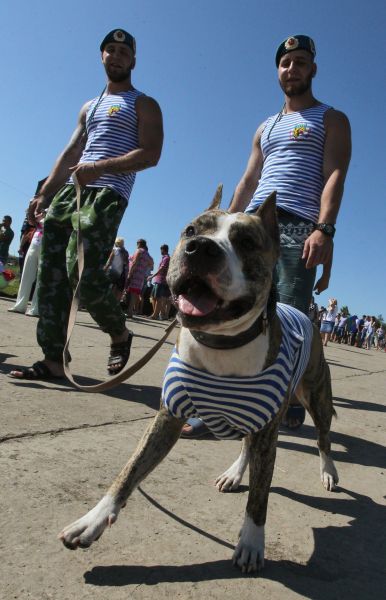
[{"x1": 0, "y1": 295, "x2": 385, "y2": 600}]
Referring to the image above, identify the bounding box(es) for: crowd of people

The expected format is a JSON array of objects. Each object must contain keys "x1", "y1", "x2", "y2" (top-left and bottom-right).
[
  {"x1": 1, "y1": 213, "x2": 173, "y2": 323},
  {"x1": 309, "y1": 297, "x2": 385, "y2": 351},
  {"x1": 104, "y1": 238, "x2": 173, "y2": 321}
]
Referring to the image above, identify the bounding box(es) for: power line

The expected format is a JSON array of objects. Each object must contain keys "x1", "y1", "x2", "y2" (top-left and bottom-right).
[{"x1": 0, "y1": 178, "x2": 30, "y2": 199}]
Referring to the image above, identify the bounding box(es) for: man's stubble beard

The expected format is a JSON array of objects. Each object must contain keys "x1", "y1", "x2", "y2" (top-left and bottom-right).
[
  {"x1": 105, "y1": 64, "x2": 132, "y2": 83},
  {"x1": 279, "y1": 73, "x2": 313, "y2": 97}
]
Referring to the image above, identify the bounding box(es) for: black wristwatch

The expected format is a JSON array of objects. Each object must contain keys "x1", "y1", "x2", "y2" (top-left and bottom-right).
[{"x1": 313, "y1": 223, "x2": 336, "y2": 238}]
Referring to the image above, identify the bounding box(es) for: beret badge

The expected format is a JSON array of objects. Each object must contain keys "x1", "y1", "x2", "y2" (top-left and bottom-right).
[
  {"x1": 113, "y1": 30, "x2": 126, "y2": 43},
  {"x1": 284, "y1": 37, "x2": 299, "y2": 51}
]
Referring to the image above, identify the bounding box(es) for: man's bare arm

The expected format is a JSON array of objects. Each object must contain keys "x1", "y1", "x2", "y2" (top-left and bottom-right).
[
  {"x1": 71, "y1": 95, "x2": 164, "y2": 186},
  {"x1": 303, "y1": 109, "x2": 351, "y2": 269},
  {"x1": 29, "y1": 101, "x2": 90, "y2": 219},
  {"x1": 37, "y1": 102, "x2": 90, "y2": 201},
  {"x1": 228, "y1": 122, "x2": 265, "y2": 213},
  {"x1": 318, "y1": 109, "x2": 352, "y2": 222}
]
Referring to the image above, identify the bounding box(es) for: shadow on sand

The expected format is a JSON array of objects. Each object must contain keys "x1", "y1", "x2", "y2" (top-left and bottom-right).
[
  {"x1": 84, "y1": 484, "x2": 385, "y2": 599},
  {"x1": 83, "y1": 420, "x2": 385, "y2": 599}
]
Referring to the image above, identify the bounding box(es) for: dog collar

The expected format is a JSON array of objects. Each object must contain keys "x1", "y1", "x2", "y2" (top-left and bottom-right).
[{"x1": 190, "y1": 312, "x2": 267, "y2": 349}]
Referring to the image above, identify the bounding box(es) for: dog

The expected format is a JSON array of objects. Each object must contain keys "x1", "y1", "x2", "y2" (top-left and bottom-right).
[{"x1": 59, "y1": 189, "x2": 338, "y2": 573}]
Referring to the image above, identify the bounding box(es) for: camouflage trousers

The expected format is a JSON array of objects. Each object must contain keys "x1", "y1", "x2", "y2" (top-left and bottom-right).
[{"x1": 37, "y1": 185, "x2": 128, "y2": 362}]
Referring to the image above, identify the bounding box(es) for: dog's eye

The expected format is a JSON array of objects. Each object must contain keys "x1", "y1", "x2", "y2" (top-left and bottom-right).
[
  {"x1": 240, "y1": 235, "x2": 258, "y2": 250},
  {"x1": 185, "y1": 225, "x2": 195, "y2": 237}
]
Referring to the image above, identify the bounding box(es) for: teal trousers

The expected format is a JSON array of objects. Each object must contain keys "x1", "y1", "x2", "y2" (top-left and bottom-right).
[{"x1": 274, "y1": 210, "x2": 316, "y2": 315}]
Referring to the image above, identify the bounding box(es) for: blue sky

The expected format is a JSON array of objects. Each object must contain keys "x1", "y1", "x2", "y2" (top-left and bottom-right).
[{"x1": 1, "y1": 0, "x2": 385, "y2": 318}]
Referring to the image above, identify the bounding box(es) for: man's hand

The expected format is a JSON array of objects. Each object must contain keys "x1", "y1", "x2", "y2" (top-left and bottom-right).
[
  {"x1": 314, "y1": 273, "x2": 330, "y2": 294},
  {"x1": 302, "y1": 230, "x2": 333, "y2": 269},
  {"x1": 28, "y1": 195, "x2": 48, "y2": 224},
  {"x1": 69, "y1": 162, "x2": 100, "y2": 187}
]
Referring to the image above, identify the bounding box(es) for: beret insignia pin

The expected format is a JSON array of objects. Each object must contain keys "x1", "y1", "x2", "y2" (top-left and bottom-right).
[
  {"x1": 284, "y1": 37, "x2": 299, "y2": 51},
  {"x1": 113, "y1": 30, "x2": 126, "y2": 42}
]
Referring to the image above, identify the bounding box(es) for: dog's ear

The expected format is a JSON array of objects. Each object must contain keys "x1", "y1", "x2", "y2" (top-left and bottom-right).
[
  {"x1": 206, "y1": 183, "x2": 223, "y2": 211},
  {"x1": 254, "y1": 191, "x2": 279, "y2": 246}
]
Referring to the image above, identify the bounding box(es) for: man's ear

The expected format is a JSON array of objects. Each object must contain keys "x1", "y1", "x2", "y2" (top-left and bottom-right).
[
  {"x1": 206, "y1": 183, "x2": 223, "y2": 211},
  {"x1": 312, "y1": 62, "x2": 317, "y2": 78}
]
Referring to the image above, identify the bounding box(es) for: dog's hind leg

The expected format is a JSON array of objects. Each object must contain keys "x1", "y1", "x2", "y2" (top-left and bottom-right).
[
  {"x1": 309, "y1": 383, "x2": 339, "y2": 491},
  {"x1": 302, "y1": 336, "x2": 339, "y2": 491},
  {"x1": 215, "y1": 436, "x2": 250, "y2": 492},
  {"x1": 59, "y1": 408, "x2": 184, "y2": 550},
  {"x1": 233, "y1": 422, "x2": 280, "y2": 572}
]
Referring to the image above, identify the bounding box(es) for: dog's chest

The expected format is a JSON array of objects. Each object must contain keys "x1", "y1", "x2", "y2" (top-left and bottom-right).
[
  {"x1": 177, "y1": 328, "x2": 270, "y2": 376},
  {"x1": 163, "y1": 304, "x2": 313, "y2": 440}
]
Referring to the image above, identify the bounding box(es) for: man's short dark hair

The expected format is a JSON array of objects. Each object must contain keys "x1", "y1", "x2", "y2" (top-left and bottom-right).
[
  {"x1": 137, "y1": 239, "x2": 147, "y2": 248},
  {"x1": 161, "y1": 244, "x2": 169, "y2": 252},
  {"x1": 4, "y1": 215, "x2": 12, "y2": 222}
]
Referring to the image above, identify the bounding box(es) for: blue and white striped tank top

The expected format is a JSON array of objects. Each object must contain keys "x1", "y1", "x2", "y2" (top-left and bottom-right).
[
  {"x1": 76, "y1": 88, "x2": 144, "y2": 202},
  {"x1": 246, "y1": 103, "x2": 331, "y2": 222},
  {"x1": 162, "y1": 303, "x2": 313, "y2": 440}
]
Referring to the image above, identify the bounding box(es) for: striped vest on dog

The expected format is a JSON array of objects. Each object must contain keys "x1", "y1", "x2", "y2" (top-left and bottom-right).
[{"x1": 162, "y1": 303, "x2": 313, "y2": 439}]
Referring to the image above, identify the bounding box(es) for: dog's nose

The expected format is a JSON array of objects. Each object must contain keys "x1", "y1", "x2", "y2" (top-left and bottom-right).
[{"x1": 185, "y1": 237, "x2": 222, "y2": 258}]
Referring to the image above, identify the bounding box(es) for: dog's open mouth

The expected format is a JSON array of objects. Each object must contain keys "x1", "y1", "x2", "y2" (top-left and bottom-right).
[
  {"x1": 173, "y1": 277, "x2": 222, "y2": 317},
  {"x1": 171, "y1": 276, "x2": 256, "y2": 325}
]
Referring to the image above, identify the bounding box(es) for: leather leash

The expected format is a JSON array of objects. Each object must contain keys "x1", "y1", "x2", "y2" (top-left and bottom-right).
[{"x1": 63, "y1": 174, "x2": 177, "y2": 392}]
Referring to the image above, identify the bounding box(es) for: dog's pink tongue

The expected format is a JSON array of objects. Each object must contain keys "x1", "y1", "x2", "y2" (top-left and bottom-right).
[{"x1": 177, "y1": 293, "x2": 217, "y2": 317}]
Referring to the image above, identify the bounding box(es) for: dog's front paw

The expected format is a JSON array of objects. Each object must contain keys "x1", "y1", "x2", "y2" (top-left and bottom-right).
[
  {"x1": 232, "y1": 515, "x2": 264, "y2": 573},
  {"x1": 59, "y1": 495, "x2": 120, "y2": 550},
  {"x1": 320, "y1": 452, "x2": 339, "y2": 491},
  {"x1": 215, "y1": 451, "x2": 248, "y2": 492},
  {"x1": 215, "y1": 465, "x2": 243, "y2": 492}
]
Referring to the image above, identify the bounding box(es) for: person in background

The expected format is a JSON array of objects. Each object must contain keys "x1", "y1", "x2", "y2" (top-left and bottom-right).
[
  {"x1": 347, "y1": 314, "x2": 358, "y2": 346},
  {"x1": 149, "y1": 244, "x2": 170, "y2": 320},
  {"x1": 331, "y1": 312, "x2": 341, "y2": 342},
  {"x1": 335, "y1": 311, "x2": 348, "y2": 344},
  {"x1": 8, "y1": 215, "x2": 44, "y2": 316},
  {"x1": 317, "y1": 306, "x2": 326, "y2": 329},
  {"x1": 18, "y1": 211, "x2": 36, "y2": 275},
  {"x1": 375, "y1": 325, "x2": 384, "y2": 350},
  {"x1": 125, "y1": 239, "x2": 154, "y2": 317},
  {"x1": 104, "y1": 238, "x2": 129, "y2": 300},
  {"x1": 320, "y1": 298, "x2": 338, "y2": 347},
  {"x1": 308, "y1": 295, "x2": 319, "y2": 323},
  {"x1": 360, "y1": 316, "x2": 371, "y2": 348},
  {"x1": 355, "y1": 315, "x2": 366, "y2": 347},
  {"x1": 0, "y1": 216, "x2": 14, "y2": 265},
  {"x1": 364, "y1": 316, "x2": 376, "y2": 350}
]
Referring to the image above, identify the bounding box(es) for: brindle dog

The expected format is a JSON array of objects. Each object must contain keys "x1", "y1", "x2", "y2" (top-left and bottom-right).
[{"x1": 59, "y1": 189, "x2": 338, "y2": 573}]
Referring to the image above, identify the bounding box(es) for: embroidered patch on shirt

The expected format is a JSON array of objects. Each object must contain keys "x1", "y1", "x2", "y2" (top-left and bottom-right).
[
  {"x1": 108, "y1": 104, "x2": 122, "y2": 116},
  {"x1": 290, "y1": 123, "x2": 311, "y2": 141}
]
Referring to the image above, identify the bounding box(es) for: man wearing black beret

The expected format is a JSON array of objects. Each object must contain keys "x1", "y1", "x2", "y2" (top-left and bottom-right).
[
  {"x1": 227, "y1": 34, "x2": 351, "y2": 430},
  {"x1": 11, "y1": 29, "x2": 163, "y2": 381}
]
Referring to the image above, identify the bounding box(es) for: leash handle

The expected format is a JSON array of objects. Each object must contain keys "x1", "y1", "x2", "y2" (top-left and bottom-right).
[{"x1": 63, "y1": 174, "x2": 177, "y2": 392}]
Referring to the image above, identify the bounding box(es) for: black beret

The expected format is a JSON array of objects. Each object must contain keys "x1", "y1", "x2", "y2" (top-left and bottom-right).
[
  {"x1": 275, "y1": 35, "x2": 316, "y2": 67},
  {"x1": 100, "y1": 29, "x2": 136, "y2": 54}
]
